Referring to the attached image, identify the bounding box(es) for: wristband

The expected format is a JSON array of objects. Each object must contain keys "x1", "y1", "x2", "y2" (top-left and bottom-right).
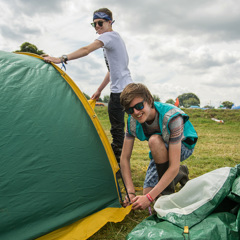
[
  {"x1": 60, "y1": 55, "x2": 68, "y2": 64},
  {"x1": 146, "y1": 193, "x2": 154, "y2": 202}
]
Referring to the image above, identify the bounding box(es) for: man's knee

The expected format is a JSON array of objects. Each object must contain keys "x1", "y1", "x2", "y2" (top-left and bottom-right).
[
  {"x1": 148, "y1": 135, "x2": 168, "y2": 163},
  {"x1": 148, "y1": 135, "x2": 165, "y2": 149}
]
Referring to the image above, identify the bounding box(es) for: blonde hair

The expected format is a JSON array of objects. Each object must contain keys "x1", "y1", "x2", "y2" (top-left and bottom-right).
[{"x1": 120, "y1": 83, "x2": 154, "y2": 110}]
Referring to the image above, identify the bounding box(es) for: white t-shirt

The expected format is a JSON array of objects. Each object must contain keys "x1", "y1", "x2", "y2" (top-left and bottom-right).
[{"x1": 97, "y1": 31, "x2": 133, "y2": 93}]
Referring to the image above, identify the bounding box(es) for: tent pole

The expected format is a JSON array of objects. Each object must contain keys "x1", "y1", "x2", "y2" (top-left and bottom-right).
[{"x1": 117, "y1": 169, "x2": 131, "y2": 204}]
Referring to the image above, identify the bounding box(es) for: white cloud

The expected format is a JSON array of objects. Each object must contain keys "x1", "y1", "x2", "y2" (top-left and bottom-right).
[{"x1": 1, "y1": 0, "x2": 240, "y2": 107}]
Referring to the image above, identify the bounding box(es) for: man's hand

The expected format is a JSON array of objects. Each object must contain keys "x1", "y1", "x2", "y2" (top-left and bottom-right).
[
  {"x1": 91, "y1": 90, "x2": 101, "y2": 100},
  {"x1": 131, "y1": 195, "x2": 151, "y2": 210},
  {"x1": 43, "y1": 56, "x2": 61, "y2": 64},
  {"x1": 123, "y1": 193, "x2": 135, "y2": 207}
]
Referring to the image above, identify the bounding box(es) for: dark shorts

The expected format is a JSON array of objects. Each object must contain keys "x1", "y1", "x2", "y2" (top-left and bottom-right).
[{"x1": 143, "y1": 143, "x2": 194, "y2": 189}]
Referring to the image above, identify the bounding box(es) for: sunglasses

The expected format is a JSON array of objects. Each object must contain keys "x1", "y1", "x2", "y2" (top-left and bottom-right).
[
  {"x1": 91, "y1": 20, "x2": 106, "y2": 28},
  {"x1": 125, "y1": 101, "x2": 145, "y2": 114}
]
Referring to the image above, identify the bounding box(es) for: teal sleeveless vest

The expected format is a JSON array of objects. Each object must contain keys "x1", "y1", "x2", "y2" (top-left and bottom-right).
[{"x1": 127, "y1": 102, "x2": 198, "y2": 149}]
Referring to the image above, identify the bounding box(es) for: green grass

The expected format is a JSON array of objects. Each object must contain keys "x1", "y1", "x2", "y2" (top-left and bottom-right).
[{"x1": 89, "y1": 107, "x2": 240, "y2": 240}]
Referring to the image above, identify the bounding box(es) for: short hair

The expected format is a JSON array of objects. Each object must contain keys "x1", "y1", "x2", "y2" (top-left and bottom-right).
[
  {"x1": 120, "y1": 83, "x2": 154, "y2": 111},
  {"x1": 94, "y1": 8, "x2": 113, "y2": 20}
]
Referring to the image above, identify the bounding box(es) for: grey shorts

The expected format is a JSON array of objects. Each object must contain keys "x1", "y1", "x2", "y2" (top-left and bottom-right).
[{"x1": 143, "y1": 143, "x2": 194, "y2": 189}]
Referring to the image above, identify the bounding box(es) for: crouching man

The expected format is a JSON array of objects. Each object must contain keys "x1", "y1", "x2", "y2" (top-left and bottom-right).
[{"x1": 120, "y1": 83, "x2": 198, "y2": 210}]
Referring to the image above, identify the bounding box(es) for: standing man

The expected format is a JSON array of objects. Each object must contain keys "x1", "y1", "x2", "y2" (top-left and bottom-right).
[
  {"x1": 44, "y1": 8, "x2": 133, "y2": 163},
  {"x1": 120, "y1": 83, "x2": 198, "y2": 210}
]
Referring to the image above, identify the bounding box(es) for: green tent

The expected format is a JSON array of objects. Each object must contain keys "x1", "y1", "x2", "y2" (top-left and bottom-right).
[
  {"x1": 0, "y1": 51, "x2": 131, "y2": 240},
  {"x1": 127, "y1": 165, "x2": 240, "y2": 240}
]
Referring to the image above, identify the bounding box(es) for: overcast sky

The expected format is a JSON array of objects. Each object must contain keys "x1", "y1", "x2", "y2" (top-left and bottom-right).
[{"x1": 1, "y1": 0, "x2": 240, "y2": 107}]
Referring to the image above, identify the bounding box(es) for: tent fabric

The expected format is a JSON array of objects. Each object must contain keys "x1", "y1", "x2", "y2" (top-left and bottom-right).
[
  {"x1": 0, "y1": 51, "x2": 131, "y2": 240},
  {"x1": 127, "y1": 165, "x2": 240, "y2": 240},
  {"x1": 231, "y1": 105, "x2": 240, "y2": 110},
  {"x1": 37, "y1": 206, "x2": 131, "y2": 240}
]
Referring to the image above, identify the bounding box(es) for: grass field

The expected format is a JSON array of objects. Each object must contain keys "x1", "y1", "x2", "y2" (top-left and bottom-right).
[{"x1": 89, "y1": 107, "x2": 240, "y2": 240}]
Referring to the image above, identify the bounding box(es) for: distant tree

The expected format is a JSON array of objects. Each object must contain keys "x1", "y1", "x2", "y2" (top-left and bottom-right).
[
  {"x1": 83, "y1": 92, "x2": 90, "y2": 100},
  {"x1": 153, "y1": 94, "x2": 160, "y2": 102},
  {"x1": 184, "y1": 98, "x2": 200, "y2": 108},
  {"x1": 165, "y1": 99, "x2": 175, "y2": 105},
  {"x1": 178, "y1": 93, "x2": 200, "y2": 108},
  {"x1": 103, "y1": 95, "x2": 110, "y2": 103},
  {"x1": 222, "y1": 101, "x2": 234, "y2": 109},
  {"x1": 98, "y1": 97, "x2": 103, "y2": 102},
  {"x1": 15, "y1": 42, "x2": 45, "y2": 55}
]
